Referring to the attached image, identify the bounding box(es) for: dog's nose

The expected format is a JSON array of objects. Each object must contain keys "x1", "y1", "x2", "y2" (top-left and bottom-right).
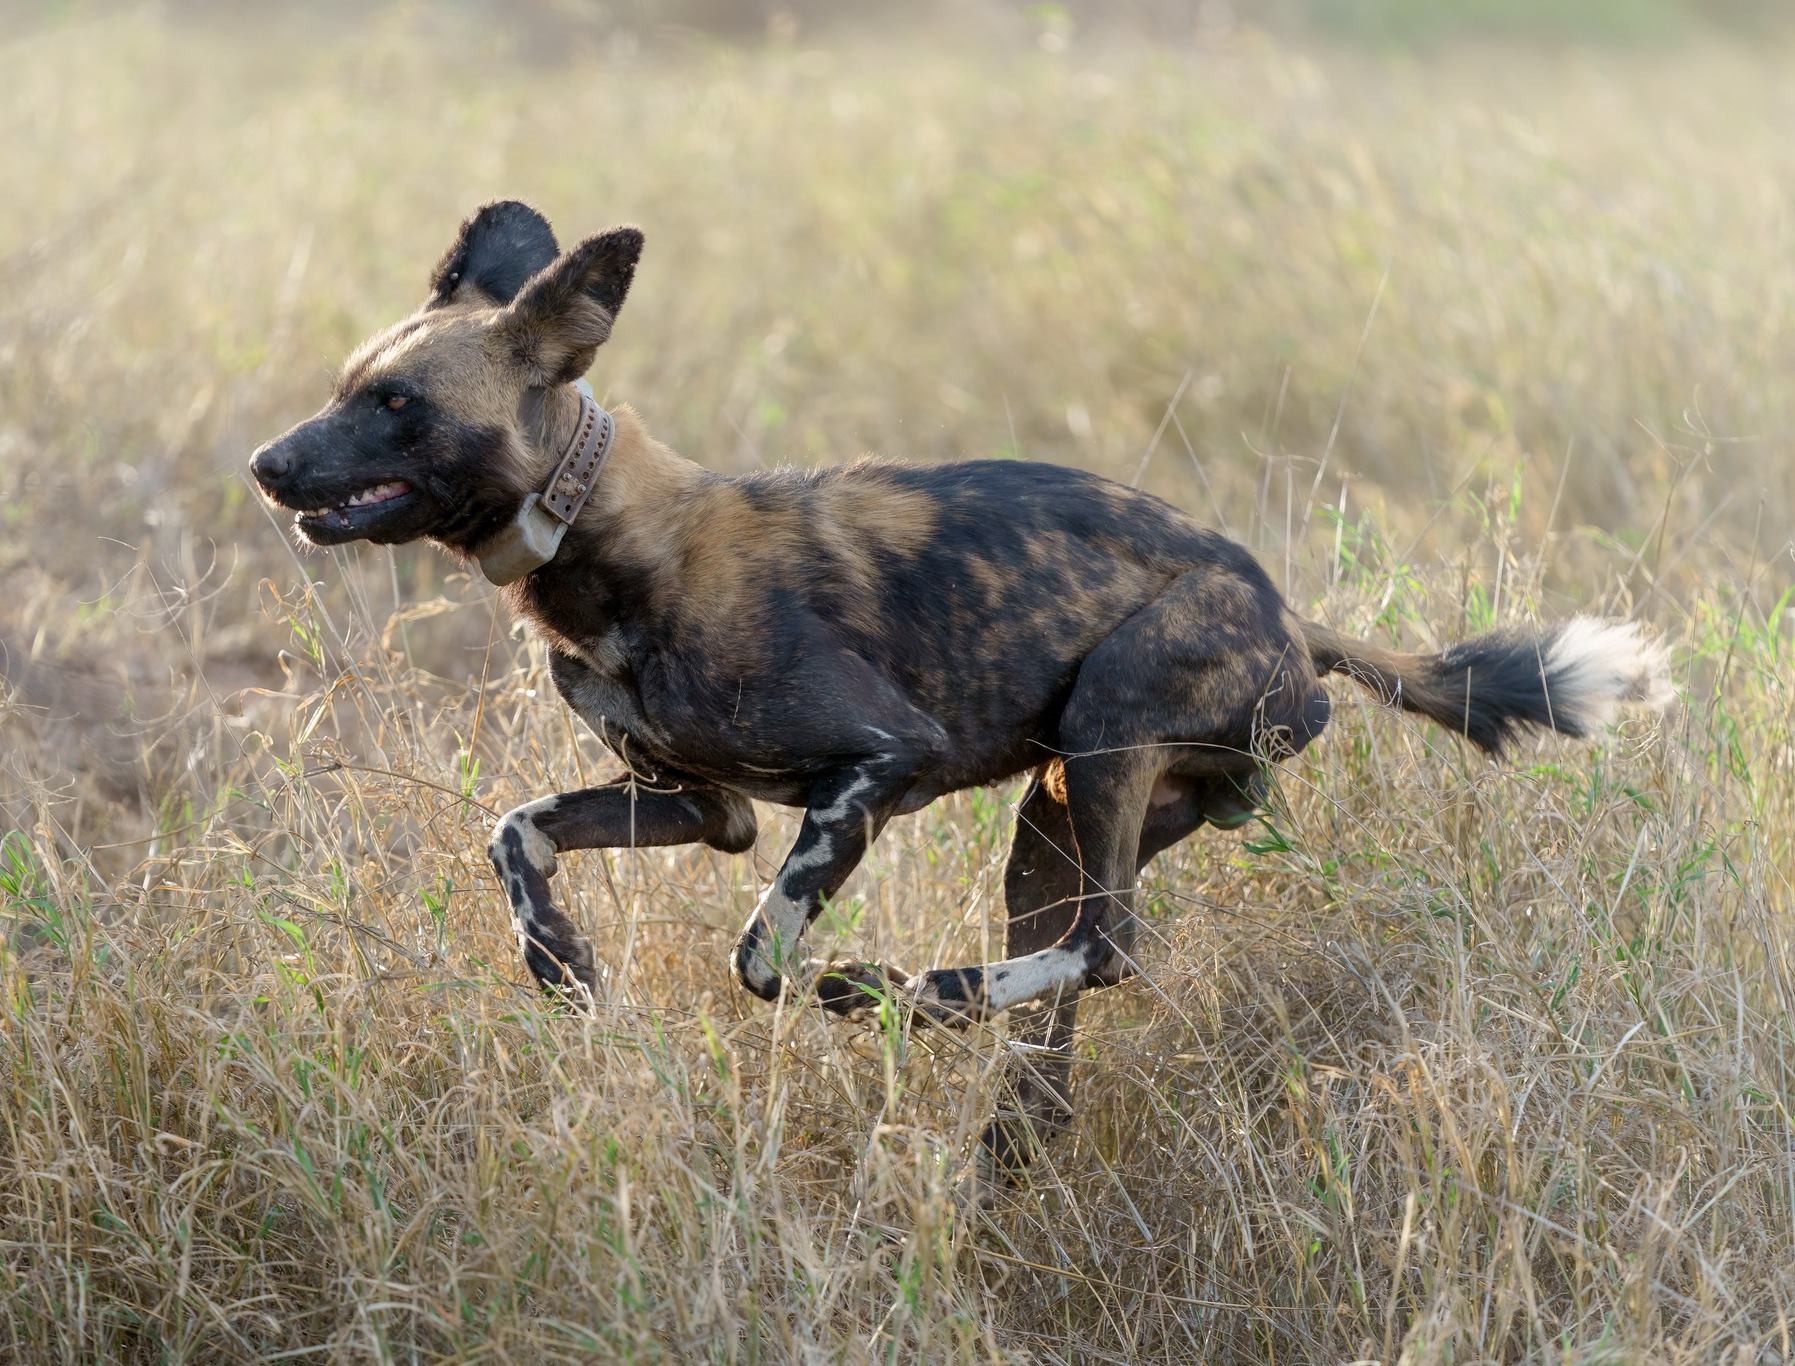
[{"x1": 251, "y1": 441, "x2": 291, "y2": 485}]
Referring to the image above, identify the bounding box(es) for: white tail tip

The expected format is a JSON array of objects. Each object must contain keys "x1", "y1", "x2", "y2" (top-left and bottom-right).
[{"x1": 1545, "y1": 617, "x2": 1673, "y2": 732}]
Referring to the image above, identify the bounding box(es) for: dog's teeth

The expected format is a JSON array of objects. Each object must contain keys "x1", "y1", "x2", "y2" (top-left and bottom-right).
[{"x1": 346, "y1": 481, "x2": 404, "y2": 508}]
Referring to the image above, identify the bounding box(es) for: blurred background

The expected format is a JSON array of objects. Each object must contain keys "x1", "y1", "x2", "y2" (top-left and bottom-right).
[{"x1": 3, "y1": 2, "x2": 1794, "y2": 1360}]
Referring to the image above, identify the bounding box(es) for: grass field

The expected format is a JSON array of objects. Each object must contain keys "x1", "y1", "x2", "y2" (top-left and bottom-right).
[{"x1": 3, "y1": 6, "x2": 1795, "y2": 1361}]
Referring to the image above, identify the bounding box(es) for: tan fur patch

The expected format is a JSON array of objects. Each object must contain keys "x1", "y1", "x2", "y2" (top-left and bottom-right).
[
  {"x1": 967, "y1": 555, "x2": 1016, "y2": 607},
  {"x1": 337, "y1": 304, "x2": 526, "y2": 459},
  {"x1": 582, "y1": 432, "x2": 941, "y2": 659},
  {"x1": 824, "y1": 460, "x2": 938, "y2": 553}
]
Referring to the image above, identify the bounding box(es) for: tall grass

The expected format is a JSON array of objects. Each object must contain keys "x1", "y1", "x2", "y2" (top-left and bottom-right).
[{"x1": 2, "y1": 9, "x2": 1793, "y2": 1361}]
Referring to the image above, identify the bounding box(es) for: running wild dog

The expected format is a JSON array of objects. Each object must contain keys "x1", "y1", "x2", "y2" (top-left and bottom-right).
[{"x1": 251, "y1": 200, "x2": 1672, "y2": 1185}]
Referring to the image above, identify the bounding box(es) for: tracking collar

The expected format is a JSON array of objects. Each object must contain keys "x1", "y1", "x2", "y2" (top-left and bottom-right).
[{"x1": 475, "y1": 377, "x2": 615, "y2": 586}]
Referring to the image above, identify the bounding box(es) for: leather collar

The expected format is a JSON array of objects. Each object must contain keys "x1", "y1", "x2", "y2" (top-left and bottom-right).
[{"x1": 474, "y1": 379, "x2": 615, "y2": 585}]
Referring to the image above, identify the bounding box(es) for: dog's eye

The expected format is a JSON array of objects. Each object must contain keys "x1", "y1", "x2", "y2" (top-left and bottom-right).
[{"x1": 384, "y1": 394, "x2": 408, "y2": 411}]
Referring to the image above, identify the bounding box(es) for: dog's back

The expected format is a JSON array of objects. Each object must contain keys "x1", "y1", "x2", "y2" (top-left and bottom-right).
[{"x1": 732, "y1": 456, "x2": 1277, "y2": 770}]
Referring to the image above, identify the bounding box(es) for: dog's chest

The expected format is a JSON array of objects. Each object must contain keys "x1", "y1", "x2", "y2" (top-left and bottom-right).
[
  {"x1": 548, "y1": 632, "x2": 676, "y2": 771},
  {"x1": 545, "y1": 631, "x2": 811, "y2": 800}
]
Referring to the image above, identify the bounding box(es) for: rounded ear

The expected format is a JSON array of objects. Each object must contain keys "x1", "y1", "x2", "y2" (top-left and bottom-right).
[
  {"x1": 497, "y1": 226, "x2": 644, "y2": 387},
  {"x1": 429, "y1": 200, "x2": 560, "y2": 307}
]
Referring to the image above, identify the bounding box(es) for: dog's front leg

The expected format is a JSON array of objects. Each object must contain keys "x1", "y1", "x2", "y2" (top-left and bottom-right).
[
  {"x1": 729, "y1": 758, "x2": 910, "y2": 1004},
  {"x1": 491, "y1": 777, "x2": 756, "y2": 1006}
]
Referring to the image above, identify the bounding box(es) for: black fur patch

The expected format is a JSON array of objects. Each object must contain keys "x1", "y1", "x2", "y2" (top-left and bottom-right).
[
  {"x1": 813, "y1": 965, "x2": 880, "y2": 1015},
  {"x1": 920, "y1": 966, "x2": 984, "y2": 1009},
  {"x1": 1433, "y1": 629, "x2": 1575, "y2": 754},
  {"x1": 431, "y1": 200, "x2": 560, "y2": 306},
  {"x1": 419, "y1": 419, "x2": 526, "y2": 551}
]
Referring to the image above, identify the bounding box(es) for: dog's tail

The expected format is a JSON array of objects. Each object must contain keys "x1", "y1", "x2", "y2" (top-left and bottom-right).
[{"x1": 1293, "y1": 615, "x2": 1672, "y2": 756}]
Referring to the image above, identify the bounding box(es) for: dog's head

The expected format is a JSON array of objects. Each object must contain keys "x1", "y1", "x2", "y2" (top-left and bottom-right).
[{"x1": 250, "y1": 200, "x2": 641, "y2": 552}]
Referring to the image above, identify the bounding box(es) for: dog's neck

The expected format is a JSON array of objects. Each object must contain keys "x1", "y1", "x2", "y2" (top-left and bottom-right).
[
  {"x1": 522, "y1": 382, "x2": 591, "y2": 473},
  {"x1": 526, "y1": 387, "x2": 704, "y2": 525},
  {"x1": 500, "y1": 394, "x2": 710, "y2": 646},
  {"x1": 470, "y1": 380, "x2": 615, "y2": 585}
]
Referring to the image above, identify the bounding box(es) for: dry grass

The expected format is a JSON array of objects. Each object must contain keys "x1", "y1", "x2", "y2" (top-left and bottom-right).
[{"x1": 2, "y1": 9, "x2": 1794, "y2": 1362}]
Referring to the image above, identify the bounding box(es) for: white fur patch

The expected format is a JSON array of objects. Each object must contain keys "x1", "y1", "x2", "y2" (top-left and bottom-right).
[
  {"x1": 980, "y1": 947, "x2": 1084, "y2": 1013},
  {"x1": 742, "y1": 879, "x2": 813, "y2": 966},
  {"x1": 811, "y1": 771, "x2": 877, "y2": 828},
  {"x1": 1545, "y1": 617, "x2": 1673, "y2": 731},
  {"x1": 740, "y1": 772, "x2": 876, "y2": 956},
  {"x1": 898, "y1": 945, "x2": 1082, "y2": 1025},
  {"x1": 492, "y1": 795, "x2": 562, "y2": 879}
]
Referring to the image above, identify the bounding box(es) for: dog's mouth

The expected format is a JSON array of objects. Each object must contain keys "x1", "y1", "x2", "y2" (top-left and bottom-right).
[{"x1": 293, "y1": 480, "x2": 417, "y2": 542}]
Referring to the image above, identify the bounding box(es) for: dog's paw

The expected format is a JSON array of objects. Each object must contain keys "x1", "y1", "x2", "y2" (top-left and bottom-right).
[
  {"x1": 520, "y1": 921, "x2": 602, "y2": 1013},
  {"x1": 810, "y1": 962, "x2": 991, "y2": 1029},
  {"x1": 810, "y1": 960, "x2": 909, "y2": 1018},
  {"x1": 899, "y1": 967, "x2": 989, "y2": 1030}
]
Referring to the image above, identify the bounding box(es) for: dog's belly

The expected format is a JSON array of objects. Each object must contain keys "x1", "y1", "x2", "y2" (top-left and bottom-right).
[{"x1": 546, "y1": 635, "x2": 1054, "y2": 809}]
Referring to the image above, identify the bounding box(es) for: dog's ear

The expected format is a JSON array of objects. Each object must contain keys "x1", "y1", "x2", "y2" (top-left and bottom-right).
[
  {"x1": 429, "y1": 200, "x2": 561, "y2": 307},
  {"x1": 496, "y1": 226, "x2": 644, "y2": 386}
]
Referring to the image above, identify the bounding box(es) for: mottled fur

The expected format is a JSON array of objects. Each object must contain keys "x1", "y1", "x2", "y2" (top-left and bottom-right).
[{"x1": 251, "y1": 201, "x2": 1670, "y2": 1188}]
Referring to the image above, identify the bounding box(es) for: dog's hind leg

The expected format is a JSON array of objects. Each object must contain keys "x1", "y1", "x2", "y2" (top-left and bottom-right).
[
  {"x1": 905, "y1": 731, "x2": 1159, "y2": 1028},
  {"x1": 900, "y1": 564, "x2": 1321, "y2": 1026},
  {"x1": 974, "y1": 767, "x2": 1248, "y2": 1186},
  {"x1": 490, "y1": 778, "x2": 756, "y2": 1004},
  {"x1": 974, "y1": 769, "x2": 1084, "y2": 1183}
]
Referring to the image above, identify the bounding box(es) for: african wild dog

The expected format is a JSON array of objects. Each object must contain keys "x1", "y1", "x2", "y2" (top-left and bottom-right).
[{"x1": 251, "y1": 201, "x2": 1671, "y2": 1186}]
